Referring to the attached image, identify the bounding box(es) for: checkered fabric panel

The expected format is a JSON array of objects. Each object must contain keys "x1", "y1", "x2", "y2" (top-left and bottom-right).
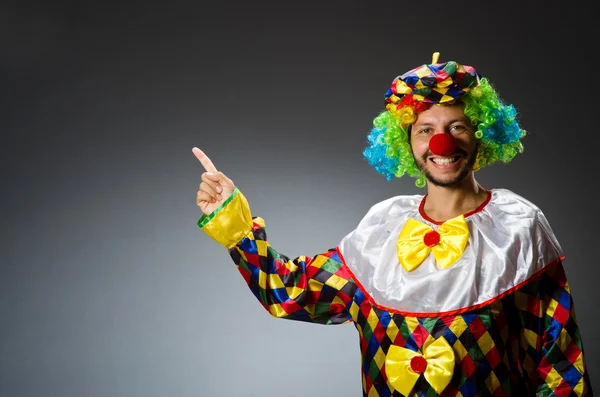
[
  {"x1": 229, "y1": 217, "x2": 360, "y2": 325},
  {"x1": 354, "y1": 305, "x2": 523, "y2": 397},
  {"x1": 515, "y1": 263, "x2": 592, "y2": 397},
  {"x1": 226, "y1": 219, "x2": 591, "y2": 396},
  {"x1": 353, "y1": 262, "x2": 591, "y2": 397}
]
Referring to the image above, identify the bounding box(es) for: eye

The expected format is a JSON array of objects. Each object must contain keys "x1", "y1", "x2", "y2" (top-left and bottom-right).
[
  {"x1": 450, "y1": 124, "x2": 467, "y2": 132},
  {"x1": 417, "y1": 127, "x2": 433, "y2": 134}
]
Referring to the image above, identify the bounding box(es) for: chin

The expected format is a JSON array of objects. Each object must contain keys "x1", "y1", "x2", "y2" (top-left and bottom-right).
[
  {"x1": 424, "y1": 168, "x2": 472, "y2": 188},
  {"x1": 427, "y1": 177, "x2": 466, "y2": 188},
  {"x1": 417, "y1": 154, "x2": 477, "y2": 187}
]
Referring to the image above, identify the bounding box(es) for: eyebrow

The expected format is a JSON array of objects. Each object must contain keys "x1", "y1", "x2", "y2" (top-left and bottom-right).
[{"x1": 414, "y1": 117, "x2": 469, "y2": 128}]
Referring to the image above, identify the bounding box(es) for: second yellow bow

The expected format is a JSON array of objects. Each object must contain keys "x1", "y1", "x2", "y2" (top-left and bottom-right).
[
  {"x1": 385, "y1": 337, "x2": 455, "y2": 395},
  {"x1": 397, "y1": 215, "x2": 470, "y2": 271}
]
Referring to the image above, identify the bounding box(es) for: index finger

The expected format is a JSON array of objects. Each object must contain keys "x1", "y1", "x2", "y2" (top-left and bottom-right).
[{"x1": 192, "y1": 147, "x2": 218, "y2": 173}]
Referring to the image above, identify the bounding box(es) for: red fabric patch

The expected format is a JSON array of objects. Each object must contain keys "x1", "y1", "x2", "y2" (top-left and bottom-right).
[
  {"x1": 306, "y1": 290, "x2": 321, "y2": 305},
  {"x1": 238, "y1": 267, "x2": 251, "y2": 285},
  {"x1": 485, "y1": 347, "x2": 503, "y2": 369},
  {"x1": 493, "y1": 310, "x2": 507, "y2": 329},
  {"x1": 280, "y1": 299, "x2": 302, "y2": 315},
  {"x1": 365, "y1": 376, "x2": 373, "y2": 393},
  {"x1": 435, "y1": 70, "x2": 450, "y2": 83},
  {"x1": 373, "y1": 321, "x2": 387, "y2": 343},
  {"x1": 360, "y1": 303, "x2": 372, "y2": 320},
  {"x1": 392, "y1": 332, "x2": 408, "y2": 347},
  {"x1": 411, "y1": 324, "x2": 429, "y2": 348},
  {"x1": 244, "y1": 252, "x2": 260, "y2": 268},
  {"x1": 526, "y1": 296, "x2": 541, "y2": 317},
  {"x1": 563, "y1": 340, "x2": 583, "y2": 364},
  {"x1": 492, "y1": 387, "x2": 508, "y2": 397},
  {"x1": 552, "y1": 303, "x2": 570, "y2": 326},
  {"x1": 294, "y1": 274, "x2": 307, "y2": 290},
  {"x1": 440, "y1": 315, "x2": 456, "y2": 328},
  {"x1": 274, "y1": 259, "x2": 291, "y2": 275},
  {"x1": 468, "y1": 317, "x2": 488, "y2": 340},
  {"x1": 329, "y1": 303, "x2": 345, "y2": 315},
  {"x1": 305, "y1": 264, "x2": 318, "y2": 278},
  {"x1": 552, "y1": 379, "x2": 575, "y2": 397},
  {"x1": 460, "y1": 354, "x2": 477, "y2": 377},
  {"x1": 334, "y1": 264, "x2": 352, "y2": 278},
  {"x1": 537, "y1": 357, "x2": 552, "y2": 379}
]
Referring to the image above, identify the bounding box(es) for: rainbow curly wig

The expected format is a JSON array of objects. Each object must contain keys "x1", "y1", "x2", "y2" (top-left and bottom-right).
[{"x1": 363, "y1": 52, "x2": 526, "y2": 187}]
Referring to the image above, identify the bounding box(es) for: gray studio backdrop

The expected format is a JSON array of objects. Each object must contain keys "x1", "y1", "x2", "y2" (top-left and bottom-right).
[{"x1": 2, "y1": 1, "x2": 597, "y2": 396}]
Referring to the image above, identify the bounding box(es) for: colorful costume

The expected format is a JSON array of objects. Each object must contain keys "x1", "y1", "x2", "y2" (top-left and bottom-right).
[
  {"x1": 199, "y1": 187, "x2": 591, "y2": 396},
  {"x1": 197, "y1": 53, "x2": 592, "y2": 396}
]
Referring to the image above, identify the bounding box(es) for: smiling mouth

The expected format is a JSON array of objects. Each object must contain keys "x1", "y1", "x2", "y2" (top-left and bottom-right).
[{"x1": 430, "y1": 156, "x2": 459, "y2": 165}]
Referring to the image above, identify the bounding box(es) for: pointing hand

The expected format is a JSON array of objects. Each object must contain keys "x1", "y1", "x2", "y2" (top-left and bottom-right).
[{"x1": 192, "y1": 147, "x2": 236, "y2": 215}]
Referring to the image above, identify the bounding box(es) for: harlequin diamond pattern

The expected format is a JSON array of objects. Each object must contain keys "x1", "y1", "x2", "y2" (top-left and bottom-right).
[
  {"x1": 354, "y1": 304, "x2": 519, "y2": 397},
  {"x1": 221, "y1": 219, "x2": 591, "y2": 396}
]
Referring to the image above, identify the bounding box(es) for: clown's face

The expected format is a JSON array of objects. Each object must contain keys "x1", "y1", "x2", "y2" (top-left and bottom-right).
[{"x1": 410, "y1": 103, "x2": 478, "y2": 187}]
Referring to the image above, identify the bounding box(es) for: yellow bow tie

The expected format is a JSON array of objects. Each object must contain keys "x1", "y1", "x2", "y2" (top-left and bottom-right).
[
  {"x1": 397, "y1": 215, "x2": 469, "y2": 271},
  {"x1": 385, "y1": 337, "x2": 455, "y2": 396}
]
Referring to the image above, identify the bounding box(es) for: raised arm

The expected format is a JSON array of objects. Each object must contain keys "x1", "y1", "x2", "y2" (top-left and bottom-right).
[{"x1": 193, "y1": 147, "x2": 358, "y2": 325}]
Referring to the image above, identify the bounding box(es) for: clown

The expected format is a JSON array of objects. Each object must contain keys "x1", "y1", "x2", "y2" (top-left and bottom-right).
[
  {"x1": 194, "y1": 53, "x2": 592, "y2": 396},
  {"x1": 364, "y1": 52, "x2": 524, "y2": 188}
]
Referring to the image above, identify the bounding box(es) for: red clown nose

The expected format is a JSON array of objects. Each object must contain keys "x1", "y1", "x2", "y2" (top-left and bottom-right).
[{"x1": 429, "y1": 134, "x2": 457, "y2": 156}]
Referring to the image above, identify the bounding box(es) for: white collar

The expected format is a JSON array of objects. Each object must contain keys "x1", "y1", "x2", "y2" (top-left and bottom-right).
[{"x1": 338, "y1": 189, "x2": 563, "y2": 315}]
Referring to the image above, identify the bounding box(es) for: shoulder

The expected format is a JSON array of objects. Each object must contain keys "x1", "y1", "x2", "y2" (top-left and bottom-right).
[
  {"x1": 339, "y1": 193, "x2": 422, "y2": 255},
  {"x1": 361, "y1": 194, "x2": 423, "y2": 225},
  {"x1": 489, "y1": 188, "x2": 542, "y2": 212},
  {"x1": 486, "y1": 188, "x2": 549, "y2": 224},
  {"x1": 481, "y1": 188, "x2": 563, "y2": 254}
]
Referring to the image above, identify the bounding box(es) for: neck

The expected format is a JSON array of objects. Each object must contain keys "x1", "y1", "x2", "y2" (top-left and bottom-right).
[{"x1": 422, "y1": 174, "x2": 488, "y2": 222}]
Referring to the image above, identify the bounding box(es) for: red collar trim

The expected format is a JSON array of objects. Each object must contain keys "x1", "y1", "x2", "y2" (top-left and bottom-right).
[
  {"x1": 336, "y1": 247, "x2": 564, "y2": 318},
  {"x1": 419, "y1": 189, "x2": 492, "y2": 225}
]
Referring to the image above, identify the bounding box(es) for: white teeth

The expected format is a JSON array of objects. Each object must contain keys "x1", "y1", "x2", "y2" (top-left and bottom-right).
[{"x1": 432, "y1": 157, "x2": 457, "y2": 165}]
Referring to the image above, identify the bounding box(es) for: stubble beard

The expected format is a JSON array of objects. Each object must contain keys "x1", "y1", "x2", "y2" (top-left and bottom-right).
[{"x1": 414, "y1": 144, "x2": 479, "y2": 188}]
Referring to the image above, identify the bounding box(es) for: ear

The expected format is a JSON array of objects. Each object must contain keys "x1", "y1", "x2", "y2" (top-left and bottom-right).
[{"x1": 406, "y1": 124, "x2": 414, "y2": 147}]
